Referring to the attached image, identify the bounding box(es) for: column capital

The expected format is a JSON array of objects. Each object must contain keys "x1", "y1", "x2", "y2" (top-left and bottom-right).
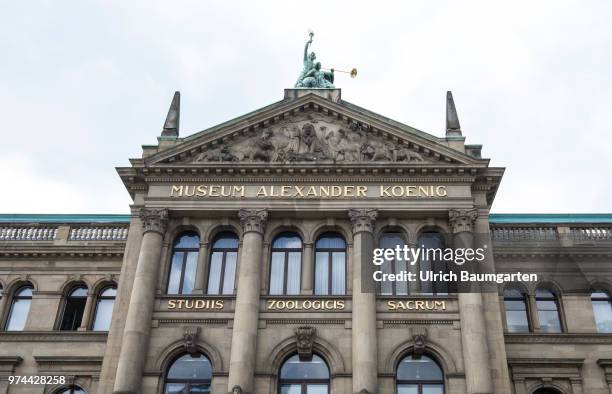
[
  {"x1": 348, "y1": 209, "x2": 378, "y2": 234},
  {"x1": 238, "y1": 209, "x2": 268, "y2": 234},
  {"x1": 448, "y1": 208, "x2": 478, "y2": 234},
  {"x1": 140, "y1": 208, "x2": 168, "y2": 235}
]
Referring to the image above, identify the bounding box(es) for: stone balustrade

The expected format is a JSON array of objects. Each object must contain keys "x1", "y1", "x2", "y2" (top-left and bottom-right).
[
  {"x1": 491, "y1": 226, "x2": 559, "y2": 242},
  {"x1": 68, "y1": 226, "x2": 129, "y2": 241},
  {"x1": 570, "y1": 226, "x2": 612, "y2": 242},
  {"x1": 0, "y1": 226, "x2": 58, "y2": 241}
]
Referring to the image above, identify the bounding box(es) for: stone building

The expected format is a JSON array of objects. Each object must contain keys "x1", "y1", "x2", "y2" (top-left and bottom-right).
[{"x1": 0, "y1": 88, "x2": 611, "y2": 394}]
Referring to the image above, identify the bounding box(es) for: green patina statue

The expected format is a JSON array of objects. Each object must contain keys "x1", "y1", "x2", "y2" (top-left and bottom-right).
[{"x1": 294, "y1": 32, "x2": 335, "y2": 88}]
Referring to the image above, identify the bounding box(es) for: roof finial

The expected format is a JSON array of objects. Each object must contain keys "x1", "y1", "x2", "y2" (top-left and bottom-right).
[
  {"x1": 446, "y1": 91, "x2": 462, "y2": 137},
  {"x1": 161, "y1": 91, "x2": 180, "y2": 137}
]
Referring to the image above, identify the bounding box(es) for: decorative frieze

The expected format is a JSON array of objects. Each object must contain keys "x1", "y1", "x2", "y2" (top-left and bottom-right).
[
  {"x1": 449, "y1": 208, "x2": 478, "y2": 234},
  {"x1": 238, "y1": 209, "x2": 268, "y2": 234},
  {"x1": 139, "y1": 208, "x2": 168, "y2": 235},
  {"x1": 348, "y1": 209, "x2": 377, "y2": 234}
]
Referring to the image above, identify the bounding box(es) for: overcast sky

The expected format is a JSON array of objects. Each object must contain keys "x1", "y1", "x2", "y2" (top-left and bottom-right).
[{"x1": 1, "y1": 1, "x2": 611, "y2": 214}]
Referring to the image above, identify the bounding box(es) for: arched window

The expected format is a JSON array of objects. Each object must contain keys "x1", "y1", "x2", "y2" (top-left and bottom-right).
[
  {"x1": 167, "y1": 232, "x2": 200, "y2": 295},
  {"x1": 396, "y1": 354, "x2": 444, "y2": 394},
  {"x1": 5, "y1": 285, "x2": 33, "y2": 331},
  {"x1": 533, "y1": 389, "x2": 562, "y2": 394},
  {"x1": 164, "y1": 353, "x2": 212, "y2": 394},
  {"x1": 503, "y1": 288, "x2": 530, "y2": 333},
  {"x1": 92, "y1": 286, "x2": 116, "y2": 331},
  {"x1": 207, "y1": 232, "x2": 239, "y2": 295},
  {"x1": 314, "y1": 233, "x2": 346, "y2": 295},
  {"x1": 535, "y1": 288, "x2": 562, "y2": 333},
  {"x1": 279, "y1": 354, "x2": 329, "y2": 393},
  {"x1": 592, "y1": 290, "x2": 612, "y2": 333},
  {"x1": 269, "y1": 233, "x2": 302, "y2": 295},
  {"x1": 59, "y1": 285, "x2": 88, "y2": 331},
  {"x1": 418, "y1": 232, "x2": 448, "y2": 295},
  {"x1": 379, "y1": 232, "x2": 408, "y2": 295},
  {"x1": 57, "y1": 386, "x2": 86, "y2": 394}
]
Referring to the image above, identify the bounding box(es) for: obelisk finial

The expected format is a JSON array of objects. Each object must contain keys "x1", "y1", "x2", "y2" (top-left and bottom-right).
[
  {"x1": 446, "y1": 91, "x2": 462, "y2": 137},
  {"x1": 161, "y1": 91, "x2": 180, "y2": 137}
]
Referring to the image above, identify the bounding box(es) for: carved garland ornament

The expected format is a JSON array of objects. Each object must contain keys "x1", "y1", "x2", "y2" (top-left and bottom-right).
[
  {"x1": 238, "y1": 209, "x2": 268, "y2": 234},
  {"x1": 140, "y1": 208, "x2": 168, "y2": 235},
  {"x1": 348, "y1": 209, "x2": 378, "y2": 234}
]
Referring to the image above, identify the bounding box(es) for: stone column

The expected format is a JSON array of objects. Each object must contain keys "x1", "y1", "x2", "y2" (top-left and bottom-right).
[
  {"x1": 301, "y1": 242, "x2": 314, "y2": 295},
  {"x1": 193, "y1": 241, "x2": 210, "y2": 294},
  {"x1": 450, "y1": 209, "x2": 493, "y2": 394},
  {"x1": 78, "y1": 291, "x2": 95, "y2": 331},
  {"x1": 348, "y1": 209, "x2": 378, "y2": 393},
  {"x1": 113, "y1": 208, "x2": 168, "y2": 394},
  {"x1": 227, "y1": 209, "x2": 268, "y2": 394}
]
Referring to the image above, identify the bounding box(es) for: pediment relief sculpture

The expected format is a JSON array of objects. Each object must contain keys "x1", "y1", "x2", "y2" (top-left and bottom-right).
[{"x1": 179, "y1": 112, "x2": 442, "y2": 165}]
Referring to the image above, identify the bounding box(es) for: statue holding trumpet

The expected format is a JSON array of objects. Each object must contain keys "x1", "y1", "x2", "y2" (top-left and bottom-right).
[{"x1": 294, "y1": 31, "x2": 357, "y2": 89}]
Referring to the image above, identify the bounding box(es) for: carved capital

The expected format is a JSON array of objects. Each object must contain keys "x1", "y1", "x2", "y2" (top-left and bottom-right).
[
  {"x1": 238, "y1": 209, "x2": 268, "y2": 234},
  {"x1": 140, "y1": 208, "x2": 168, "y2": 235},
  {"x1": 182, "y1": 326, "x2": 200, "y2": 355},
  {"x1": 448, "y1": 208, "x2": 478, "y2": 234},
  {"x1": 230, "y1": 385, "x2": 243, "y2": 394},
  {"x1": 410, "y1": 326, "x2": 428, "y2": 357},
  {"x1": 295, "y1": 326, "x2": 316, "y2": 361},
  {"x1": 348, "y1": 209, "x2": 378, "y2": 234}
]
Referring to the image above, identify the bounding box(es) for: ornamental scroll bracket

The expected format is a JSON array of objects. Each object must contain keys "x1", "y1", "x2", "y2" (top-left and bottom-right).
[
  {"x1": 140, "y1": 208, "x2": 169, "y2": 235},
  {"x1": 295, "y1": 326, "x2": 316, "y2": 361},
  {"x1": 182, "y1": 326, "x2": 200, "y2": 355},
  {"x1": 238, "y1": 209, "x2": 268, "y2": 234},
  {"x1": 410, "y1": 326, "x2": 428, "y2": 358},
  {"x1": 348, "y1": 209, "x2": 378, "y2": 234},
  {"x1": 448, "y1": 208, "x2": 478, "y2": 234}
]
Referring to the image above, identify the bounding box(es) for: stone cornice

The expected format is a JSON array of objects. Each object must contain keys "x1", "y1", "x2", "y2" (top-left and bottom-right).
[
  {"x1": 505, "y1": 333, "x2": 612, "y2": 344},
  {"x1": 0, "y1": 244, "x2": 125, "y2": 259},
  {"x1": 0, "y1": 332, "x2": 108, "y2": 342}
]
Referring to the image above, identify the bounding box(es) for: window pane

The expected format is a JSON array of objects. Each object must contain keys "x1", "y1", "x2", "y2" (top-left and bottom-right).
[
  {"x1": 189, "y1": 384, "x2": 211, "y2": 393},
  {"x1": 280, "y1": 385, "x2": 301, "y2": 394},
  {"x1": 380, "y1": 258, "x2": 393, "y2": 295},
  {"x1": 315, "y1": 252, "x2": 329, "y2": 295},
  {"x1": 269, "y1": 252, "x2": 285, "y2": 295},
  {"x1": 593, "y1": 299, "x2": 612, "y2": 332},
  {"x1": 168, "y1": 252, "x2": 184, "y2": 294},
  {"x1": 536, "y1": 288, "x2": 555, "y2": 298},
  {"x1": 164, "y1": 383, "x2": 186, "y2": 394},
  {"x1": 592, "y1": 291, "x2": 610, "y2": 299},
  {"x1": 423, "y1": 385, "x2": 445, "y2": 394},
  {"x1": 212, "y1": 233, "x2": 238, "y2": 249},
  {"x1": 307, "y1": 385, "x2": 329, "y2": 394},
  {"x1": 222, "y1": 252, "x2": 237, "y2": 294},
  {"x1": 175, "y1": 233, "x2": 200, "y2": 249},
  {"x1": 280, "y1": 355, "x2": 329, "y2": 379},
  {"x1": 286, "y1": 252, "x2": 302, "y2": 295},
  {"x1": 504, "y1": 288, "x2": 524, "y2": 298},
  {"x1": 207, "y1": 252, "x2": 223, "y2": 295},
  {"x1": 397, "y1": 385, "x2": 418, "y2": 394},
  {"x1": 181, "y1": 252, "x2": 198, "y2": 294},
  {"x1": 60, "y1": 297, "x2": 87, "y2": 331},
  {"x1": 93, "y1": 299, "x2": 114, "y2": 331},
  {"x1": 397, "y1": 355, "x2": 443, "y2": 380},
  {"x1": 505, "y1": 309, "x2": 530, "y2": 333},
  {"x1": 395, "y1": 256, "x2": 408, "y2": 295},
  {"x1": 167, "y1": 354, "x2": 212, "y2": 380},
  {"x1": 332, "y1": 252, "x2": 346, "y2": 295},
  {"x1": 6, "y1": 298, "x2": 31, "y2": 331},
  {"x1": 538, "y1": 309, "x2": 562, "y2": 332},
  {"x1": 70, "y1": 287, "x2": 88, "y2": 297},
  {"x1": 273, "y1": 235, "x2": 302, "y2": 249},
  {"x1": 16, "y1": 287, "x2": 33, "y2": 297},
  {"x1": 100, "y1": 287, "x2": 116, "y2": 297},
  {"x1": 316, "y1": 235, "x2": 345, "y2": 249}
]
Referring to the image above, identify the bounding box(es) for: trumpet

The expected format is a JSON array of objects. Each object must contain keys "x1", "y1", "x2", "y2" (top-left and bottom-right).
[{"x1": 323, "y1": 67, "x2": 358, "y2": 78}]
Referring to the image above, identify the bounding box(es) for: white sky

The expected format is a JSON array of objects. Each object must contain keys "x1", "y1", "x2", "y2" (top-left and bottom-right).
[{"x1": 1, "y1": 1, "x2": 611, "y2": 214}]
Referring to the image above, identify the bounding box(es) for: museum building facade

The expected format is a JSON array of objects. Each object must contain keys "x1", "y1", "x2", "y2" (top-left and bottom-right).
[{"x1": 0, "y1": 88, "x2": 611, "y2": 394}]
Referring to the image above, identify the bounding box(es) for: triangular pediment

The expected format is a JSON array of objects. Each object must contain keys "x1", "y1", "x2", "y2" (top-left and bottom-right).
[{"x1": 145, "y1": 93, "x2": 485, "y2": 167}]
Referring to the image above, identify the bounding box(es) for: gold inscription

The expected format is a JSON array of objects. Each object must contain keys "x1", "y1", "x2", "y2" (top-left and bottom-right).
[
  {"x1": 267, "y1": 299, "x2": 346, "y2": 311},
  {"x1": 170, "y1": 185, "x2": 448, "y2": 198},
  {"x1": 167, "y1": 299, "x2": 224, "y2": 310},
  {"x1": 386, "y1": 300, "x2": 446, "y2": 311}
]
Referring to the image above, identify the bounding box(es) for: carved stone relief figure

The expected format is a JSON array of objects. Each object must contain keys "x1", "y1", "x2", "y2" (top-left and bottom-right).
[{"x1": 184, "y1": 111, "x2": 438, "y2": 164}]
